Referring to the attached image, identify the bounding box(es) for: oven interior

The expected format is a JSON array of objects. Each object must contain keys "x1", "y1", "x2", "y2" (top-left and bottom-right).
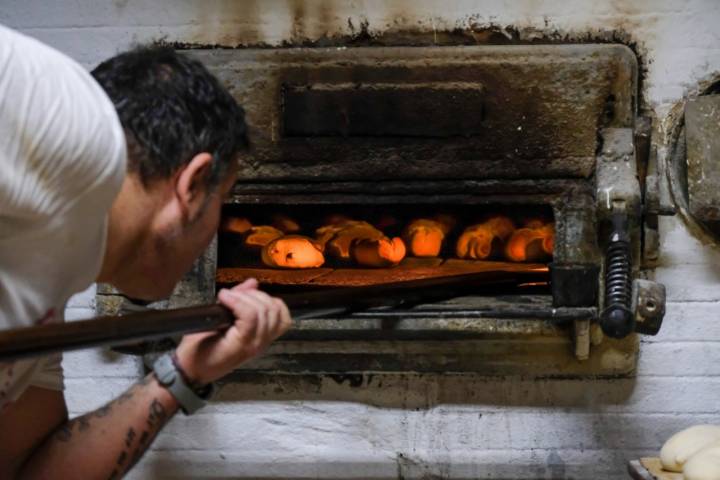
[{"x1": 217, "y1": 203, "x2": 554, "y2": 290}]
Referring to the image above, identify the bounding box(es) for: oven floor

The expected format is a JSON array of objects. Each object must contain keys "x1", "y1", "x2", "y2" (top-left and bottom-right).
[{"x1": 216, "y1": 258, "x2": 548, "y2": 288}]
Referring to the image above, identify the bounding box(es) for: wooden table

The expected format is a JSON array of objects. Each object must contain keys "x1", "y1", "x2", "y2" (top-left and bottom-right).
[{"x1": 628, "y1": 458, "x2": 683, "y2": 480}]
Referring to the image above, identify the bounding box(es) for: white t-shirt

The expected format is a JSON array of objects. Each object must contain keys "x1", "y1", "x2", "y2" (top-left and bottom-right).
[{"x1": 0, "y1": 25, "x2": 126, "y2": 410}]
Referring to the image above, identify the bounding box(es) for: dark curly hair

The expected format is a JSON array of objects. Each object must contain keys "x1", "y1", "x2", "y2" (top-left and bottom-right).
[{"x1": 91, "y1": 46, "x2": 248, "y2": 187}]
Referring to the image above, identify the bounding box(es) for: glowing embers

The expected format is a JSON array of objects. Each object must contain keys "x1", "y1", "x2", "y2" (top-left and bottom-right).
[{"x1": 218, "y1": 208, "x2": 555, "y2": 271}]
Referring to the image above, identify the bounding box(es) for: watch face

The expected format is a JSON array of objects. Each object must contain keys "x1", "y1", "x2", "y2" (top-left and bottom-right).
[
  {"x1": 161, "y1": 370, "x2": 176, "y2": 384},
  {"x1": 155, "y1": 355, "x2": 176, "y2": 384}
]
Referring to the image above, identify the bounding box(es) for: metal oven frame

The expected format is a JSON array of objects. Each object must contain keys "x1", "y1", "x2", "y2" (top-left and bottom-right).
[{"x1": 98, "y1": 43, "x2": 667, "y2": 377}]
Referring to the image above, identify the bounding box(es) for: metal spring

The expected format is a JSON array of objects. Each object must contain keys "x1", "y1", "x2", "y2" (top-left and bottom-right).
[{"x1": 604, "y1": 239, "x2": 632, "y2": 309}]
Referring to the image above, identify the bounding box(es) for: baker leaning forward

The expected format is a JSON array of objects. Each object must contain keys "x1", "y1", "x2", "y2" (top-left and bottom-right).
[{"x1": 0, "y1": 25, "x2": 291, "y2": 479}]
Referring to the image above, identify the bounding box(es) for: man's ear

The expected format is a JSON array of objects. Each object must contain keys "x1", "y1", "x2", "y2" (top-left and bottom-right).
[{"x1": 176, "y1": 152, "x2": 213, "y2": 221}]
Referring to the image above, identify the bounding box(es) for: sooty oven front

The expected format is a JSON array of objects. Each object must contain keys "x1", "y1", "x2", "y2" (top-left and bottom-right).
[{"x1": 99, "y1": 44, "x2": 668, "y2": 377}]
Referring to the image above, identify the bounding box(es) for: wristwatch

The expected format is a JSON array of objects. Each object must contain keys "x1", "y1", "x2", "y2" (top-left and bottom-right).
[{"x1": 152, "y1": 352, "x2": 214, "y2": 415}]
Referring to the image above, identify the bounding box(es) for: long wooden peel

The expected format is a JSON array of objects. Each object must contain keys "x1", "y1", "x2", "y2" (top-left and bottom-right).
[{"x1": 0, "y1": 268, "x2": 547, "y2": 362}]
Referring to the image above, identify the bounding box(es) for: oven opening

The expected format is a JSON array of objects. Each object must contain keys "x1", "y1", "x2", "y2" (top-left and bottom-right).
[{"x1": 216, "y1": 204, "x2": 553, "y2": 298}]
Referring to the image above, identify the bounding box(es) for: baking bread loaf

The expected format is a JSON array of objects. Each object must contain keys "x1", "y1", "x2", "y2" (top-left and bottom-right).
[
  {"x1": 321, "y1": 222, "x2": 385, "y2": 260},
  {"x1": 403, "y1": 218, "x2": 452, "y2": 257},
  {"x1": 505, "y1": 221, "x2": 554, "y2": 262},
  {"x1": 261, "y1": 235, "x2": 325, "y2": 269},
  {"x1": 351, "y1": 237, "x2": 406, "y2": 267},
  {"x1": 242, "y1": 226, "x2": 284, "y2": 251},
  {"x1": 456, "y1": 216, "x2": 515, "y2": 260}
]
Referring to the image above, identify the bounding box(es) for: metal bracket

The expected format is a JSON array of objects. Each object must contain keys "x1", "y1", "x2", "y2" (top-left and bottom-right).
[
  {"x1": 632, "y1": 279, "x2": 666, "y2": 336},
  {"x1": 595, "y1": 128, "x2": 666, "y2": 338},
  {"x1": 596, "y1": 128, "x2": 641, "y2": 221}
]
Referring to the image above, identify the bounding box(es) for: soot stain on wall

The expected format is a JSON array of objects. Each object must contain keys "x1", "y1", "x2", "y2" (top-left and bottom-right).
[{"x1": 164, "y1": 14, "x2": 649, "y2": 110}]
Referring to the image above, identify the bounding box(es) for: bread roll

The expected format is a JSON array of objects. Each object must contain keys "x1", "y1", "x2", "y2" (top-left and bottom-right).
[
  {"x1": 315, "y1": 220, "x2": 373, "y2": 249},
  {"x1": 456, "y1": 216, "x2": 515, "y2": 260},
  {"x1": 242, "y1": 226, "x2": 284, "y2": 251},
  {"x1": 505, "y1": 221, "x2": 554, "y2": 262},
  {"x1": 352, "y1": 237, "x2": 406, "y2": 267},
  {"x1": 660, "y1": 425, "x2": 720, "y2": 472},
  {"x1": 261, "y1": 235, "x2": 325, "y2": 269},
  {"x1": 403, "y1": 219, "x2": 451, "y2": 258},
  {"x1": 320, "y1": 222, "x2": 384, "y2": 260},
  {"x1": 684, "y1": 440, "x2": 720, "y2": 480}
]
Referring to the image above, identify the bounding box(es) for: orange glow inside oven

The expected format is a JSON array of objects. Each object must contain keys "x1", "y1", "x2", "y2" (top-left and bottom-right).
[{"x1": 216, "y1": 205, "x2": 554, "y2": 290}]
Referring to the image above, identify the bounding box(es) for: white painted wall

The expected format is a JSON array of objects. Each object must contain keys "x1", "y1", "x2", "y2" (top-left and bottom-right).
[{"x1": 4, "y1": 1, "x2": 720, "y2": 478}]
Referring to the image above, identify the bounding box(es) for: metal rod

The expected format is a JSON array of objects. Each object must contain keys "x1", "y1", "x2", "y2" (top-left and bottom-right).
[{"x1": 0, "y1": 270, "x2": 545, "y2": 362}]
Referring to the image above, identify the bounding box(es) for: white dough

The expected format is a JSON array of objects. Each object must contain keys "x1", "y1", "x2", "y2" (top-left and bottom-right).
[
  {"x1": 684, "y1": 441, "x2": 720, "y2": 480},
  {"x1": 660, "y1": 425, "x2": 720, "y2": 472}
]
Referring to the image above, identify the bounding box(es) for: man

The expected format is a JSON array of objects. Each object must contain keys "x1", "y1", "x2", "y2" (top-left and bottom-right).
[{"x1": 0, "y1": 25, "x2": 291, "y2": 479}]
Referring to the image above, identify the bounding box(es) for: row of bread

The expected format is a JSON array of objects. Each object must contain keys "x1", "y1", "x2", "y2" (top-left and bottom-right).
[{"x1": 220, "y1": 214, "x2": 555, "y2": 269}]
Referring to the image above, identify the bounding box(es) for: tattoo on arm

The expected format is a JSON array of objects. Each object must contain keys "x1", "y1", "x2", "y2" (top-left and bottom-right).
[
  {"x1": 128, "y1": 430, "x2": 151, "y2": 470},
  {"x1": 125, "y1": 427, "x2": 136, "y2": 447},
  {"x1": 94, "y1": 403, "x2": 112, "y2": 418},
  {"x1": 51, "y1": 375, "x2": 172, "y2": 479},
  {"x1": 78, "y1": 415, "x2": 91, "y2": 432},
  {"x1": 112, "y1": 399, "x2": 168, "y2": 478},
  {"x1": 55, "y1": 424, "x2": 74, "y2": 442},
  {"x1": 147, "y1": 398, "x2": 167, "y2": 428},
  {"x1": 55, "y1": 395, "x2": 114, "y2": 441},
  {"x1": 116, "y1": 389, "x2": 134, "y2": 405},
  {"x1": 52, "y1": 374, "x2": 162, "y2": 443}
]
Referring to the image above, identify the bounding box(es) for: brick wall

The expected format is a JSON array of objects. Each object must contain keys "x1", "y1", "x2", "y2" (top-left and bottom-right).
[{"x1": 5, "y1": 0, "x2": 720, "y2": 478}]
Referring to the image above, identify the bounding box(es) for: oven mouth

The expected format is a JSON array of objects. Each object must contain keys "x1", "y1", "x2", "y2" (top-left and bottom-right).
[{"x1": 216, "y1": 203, "x2": 554, "y2": 296}]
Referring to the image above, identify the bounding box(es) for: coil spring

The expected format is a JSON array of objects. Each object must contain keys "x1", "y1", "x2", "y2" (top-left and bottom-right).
[{"x1": 604, "y1": 239, "x2": 632, "y2": 310}]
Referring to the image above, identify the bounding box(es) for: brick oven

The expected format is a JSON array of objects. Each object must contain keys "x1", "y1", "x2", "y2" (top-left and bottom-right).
[{"x1": 100, "y1": 43, "x2": 669, "y2": 377}]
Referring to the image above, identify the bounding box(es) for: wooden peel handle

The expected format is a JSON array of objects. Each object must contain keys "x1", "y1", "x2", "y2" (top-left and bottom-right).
[
  {"x1": 0, "y1": 305, "x2": 234, "y2": 362},
  {"x1": 0, "y1": 269, "x2": 545, "y2": 362}
]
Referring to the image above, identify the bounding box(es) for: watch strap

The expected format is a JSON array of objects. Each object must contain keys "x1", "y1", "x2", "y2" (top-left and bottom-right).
[{"x1": 152, "y1": 353, "x2": 213, "y2": 415}]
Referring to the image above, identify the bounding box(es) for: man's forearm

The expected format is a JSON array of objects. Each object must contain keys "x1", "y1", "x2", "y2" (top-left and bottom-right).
[{"x1": 19, "y1": 374, "x2": 179, "y2": 480}]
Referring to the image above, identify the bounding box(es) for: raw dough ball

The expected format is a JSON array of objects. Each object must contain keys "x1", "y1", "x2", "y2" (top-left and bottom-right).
[
  {"x1": 684, "y1": 441, "x2": 720, "y2": 480},
  {"x1": 660, "y1": 425, "x2": 720, "y2": 472}
]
